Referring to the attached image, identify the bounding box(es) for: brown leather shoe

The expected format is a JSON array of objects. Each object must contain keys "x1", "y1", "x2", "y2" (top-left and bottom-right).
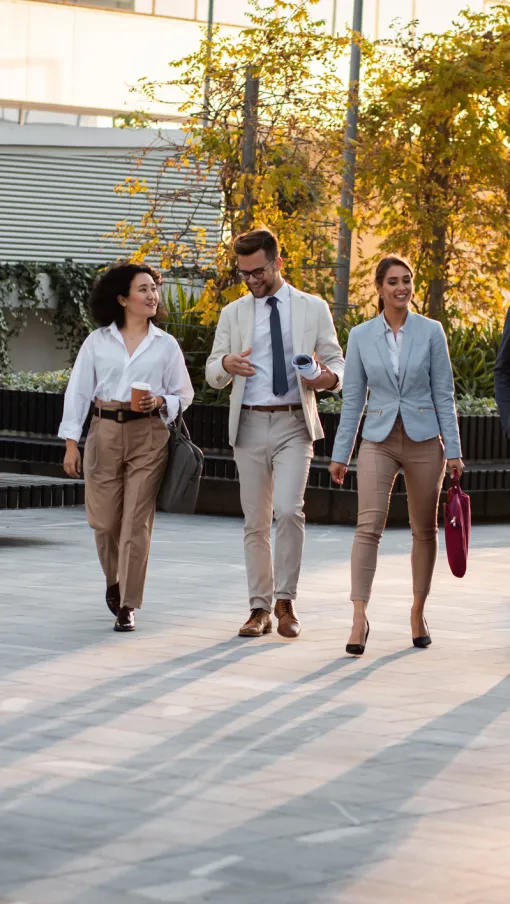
[
  {"x1": 106, "y1": 583, "x2": 120, "y2": 617},
  {"x1": 275, "y1": 600, "x2": 301, "y2": 638},
  {"x1": 114, "y1": 607, "x2": 135, "y2": 632},
  {"x1": 239, "y1": 608, "x2": 272, "y2": 637}
]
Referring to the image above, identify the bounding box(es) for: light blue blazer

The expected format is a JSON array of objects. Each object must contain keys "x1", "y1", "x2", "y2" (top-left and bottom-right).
[{"x1": 331, "y1": 312, "x2": 462, "y2": 465}]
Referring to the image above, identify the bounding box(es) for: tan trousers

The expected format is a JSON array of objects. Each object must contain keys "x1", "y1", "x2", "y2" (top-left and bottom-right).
[
  {"x1": 351, "y1": 417, "x2": 446, "y2": 602},
  {"x1": 83, "y1": 401, "x2": 168, "y2": 609},
  {"x1": 233, "y1": 408, "x2": 313, "y2": 613}
]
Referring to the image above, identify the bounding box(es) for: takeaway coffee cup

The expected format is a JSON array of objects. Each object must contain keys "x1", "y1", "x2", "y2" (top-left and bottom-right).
[{"x1": 131, "y1": 382, "x2": 151, "y2": 412}]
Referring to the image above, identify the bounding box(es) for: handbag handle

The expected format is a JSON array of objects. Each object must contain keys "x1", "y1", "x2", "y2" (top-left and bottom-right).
[
  {"x1": 172, "y1": 402, "x2": 191, "y2": 441},
  {"x1": 451, "y1": 467, "x2": 461, "y2": 488}
]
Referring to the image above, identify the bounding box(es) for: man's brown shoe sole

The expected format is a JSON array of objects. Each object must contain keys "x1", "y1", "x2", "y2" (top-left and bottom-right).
[{"x1": 239, "y1": 622, "x2": 273, "y2": 637}]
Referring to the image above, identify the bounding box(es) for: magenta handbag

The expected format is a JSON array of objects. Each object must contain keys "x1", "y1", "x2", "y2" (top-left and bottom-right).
[{"x1": 443, "y1": 469, "x2": 471, "y2": 578}]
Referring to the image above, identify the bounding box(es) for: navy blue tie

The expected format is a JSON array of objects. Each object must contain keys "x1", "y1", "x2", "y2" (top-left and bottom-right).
[{"x1": 267, "y1": 296, "x2": 289, "y2": 396}]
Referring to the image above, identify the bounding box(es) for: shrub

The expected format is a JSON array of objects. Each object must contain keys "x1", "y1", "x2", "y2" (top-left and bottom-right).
[
  {"x1": 317, "y1": 395, "x2": 499, "y2": 416},
  {"x1": 0, "y1": 369, "x2": 72, "y2": 393}
]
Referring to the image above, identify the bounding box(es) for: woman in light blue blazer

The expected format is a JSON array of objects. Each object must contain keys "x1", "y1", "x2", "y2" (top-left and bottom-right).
[{"x1": 329, "y1": 256, "x2": 464, "y2": 655}]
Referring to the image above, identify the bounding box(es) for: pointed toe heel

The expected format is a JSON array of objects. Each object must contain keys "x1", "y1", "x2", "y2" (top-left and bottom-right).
[
  {"x1": 412, "y1": 618, "x2": 431, "y2": 649},
  {"x1": 346, "y1": 621, "x2": 370, "y2": 656},
  {"x1": 413, "y1": 634, "x2": 432, "y2": 649}
]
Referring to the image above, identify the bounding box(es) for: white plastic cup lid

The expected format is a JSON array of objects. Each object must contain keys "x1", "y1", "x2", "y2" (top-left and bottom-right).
[{"x1": 131, "y1": 382, "x2": 151, "y2": 391}]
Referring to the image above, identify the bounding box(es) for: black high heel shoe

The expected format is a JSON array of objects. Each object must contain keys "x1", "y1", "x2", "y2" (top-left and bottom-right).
[
  {"x1": 346, "y1": 621, "x2": 370, "y2": 656},
  {"x1": 413, "y1": 617, "x2": 432, "y2": 649}
]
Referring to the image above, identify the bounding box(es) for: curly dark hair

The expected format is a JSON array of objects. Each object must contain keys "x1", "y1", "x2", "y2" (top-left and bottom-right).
[{"x1": 89, "y1": 263, "x2": 163, "y2": 328}]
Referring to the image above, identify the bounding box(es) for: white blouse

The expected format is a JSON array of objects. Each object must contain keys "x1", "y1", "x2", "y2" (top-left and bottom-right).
[
  {"x1": 383, "y1": 315, "x2": 405, "y2": 380},
  {"x1": 58, "y1": 321, "x2": 194, "y2": 442}
]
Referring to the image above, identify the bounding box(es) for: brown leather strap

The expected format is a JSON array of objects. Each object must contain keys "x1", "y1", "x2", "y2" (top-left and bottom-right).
[
  {"x1": 241, "y1": 404, "x2": 303, "y2": 412},
  {"x1": 93, "y1": 407, "x2": 160, "y2": 423}
]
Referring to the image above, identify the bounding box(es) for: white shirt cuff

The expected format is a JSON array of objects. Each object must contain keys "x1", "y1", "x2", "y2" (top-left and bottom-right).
[
  {"x1": 161, "y1": 395, "x2": 181, "y2": 424},
  {"x1": 58, "y1": 423, "x2": 83, "y2": 443}
]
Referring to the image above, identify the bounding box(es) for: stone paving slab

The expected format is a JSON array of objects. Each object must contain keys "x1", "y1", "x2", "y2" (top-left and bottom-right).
[{"x1": 0, "y1": 507, "x2": 509, "y2": 903}]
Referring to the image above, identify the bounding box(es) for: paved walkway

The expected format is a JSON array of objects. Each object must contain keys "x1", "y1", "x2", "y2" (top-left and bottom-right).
[{"x1": 0, "y1": 508, "x2": 509, "y2": 904}]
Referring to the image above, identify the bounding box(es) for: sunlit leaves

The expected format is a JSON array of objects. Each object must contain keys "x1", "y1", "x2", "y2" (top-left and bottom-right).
[{"x1": 353, "y1": 7, "x2": 510, "y2": 319}]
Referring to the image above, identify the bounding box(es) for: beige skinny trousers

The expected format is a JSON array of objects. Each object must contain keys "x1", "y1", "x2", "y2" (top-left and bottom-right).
[
  {"x1": 351, "y1": 417, "x2": 446, "y2": 602},
  {"x1": 83, "y1": 400, "x2": 168, "y2": 609},
  {"x1": 233, "y1": 408, "x2": 313, "y2": 613}
]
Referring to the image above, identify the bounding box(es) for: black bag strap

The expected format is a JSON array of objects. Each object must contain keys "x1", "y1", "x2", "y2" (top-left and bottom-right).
[{"x1": 172, "y1": 402, "x2": 191, "y2": 441}]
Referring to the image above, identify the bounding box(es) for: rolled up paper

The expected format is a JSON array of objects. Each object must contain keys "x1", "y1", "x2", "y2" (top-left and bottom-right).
[{"x1": 292, "y1": 354, "x2": 322, "y2": 381}]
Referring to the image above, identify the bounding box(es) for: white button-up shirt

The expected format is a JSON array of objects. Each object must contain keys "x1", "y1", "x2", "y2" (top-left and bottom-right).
[
  {"x1": 58, "y1": 321, "x2": 194, "y2": 442},
  {"x1": 383, "y1": 315, "x2": 405, "y2": 380},
  {"x1": 242, "y1": 281, "x2": 301, "y2": 406}
]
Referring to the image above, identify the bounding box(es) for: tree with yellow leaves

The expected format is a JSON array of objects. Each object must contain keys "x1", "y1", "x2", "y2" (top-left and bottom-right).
[
  {"x1": 113, "y1": 0, "x2": 348, "y2": 323},
  {"x1": 353, "y1": 7, "x2": 510, "y2": 320}
]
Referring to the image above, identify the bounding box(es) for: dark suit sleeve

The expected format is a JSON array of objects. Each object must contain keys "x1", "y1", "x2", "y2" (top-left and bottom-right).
[{"x1": 494, "y1": 308, "x2": 510, "y2": 437}]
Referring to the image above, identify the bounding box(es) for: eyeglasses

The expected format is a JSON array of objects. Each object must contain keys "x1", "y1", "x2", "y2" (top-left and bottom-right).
[{"x1": 237, "y1": 259, "x2": 276, "y2": 282}]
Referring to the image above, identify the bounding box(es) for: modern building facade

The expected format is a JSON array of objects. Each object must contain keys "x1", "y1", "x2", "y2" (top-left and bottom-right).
[
  {"x1": 1, "y1": 122, "x2": 219, "y2": 370},
  {"x1": 0, "y1": 0, "x2": 504, "y2": 127},
  {"x1": 0, "y1": 0, "x2": 506, "y2": 371}
]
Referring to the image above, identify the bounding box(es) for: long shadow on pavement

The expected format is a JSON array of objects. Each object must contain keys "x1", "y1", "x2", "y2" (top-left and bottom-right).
[{"x1": 0, "y1": 649, "x2": 418, "y2": 900}]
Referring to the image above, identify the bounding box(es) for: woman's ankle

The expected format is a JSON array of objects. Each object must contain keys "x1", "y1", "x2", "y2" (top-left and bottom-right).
[
  {"x1": 411, "y1": 595, "x2": 427, "y2": 614},
  {"x1": 352, "y1": 600, "x2": 368, "y2": 621}
]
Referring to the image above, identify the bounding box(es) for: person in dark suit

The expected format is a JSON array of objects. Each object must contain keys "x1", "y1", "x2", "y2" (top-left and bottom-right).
[{"x1": 495, "y1": 308, "x2": 510, "y2": 437}]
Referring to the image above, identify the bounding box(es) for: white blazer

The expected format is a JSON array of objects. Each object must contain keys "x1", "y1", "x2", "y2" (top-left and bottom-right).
[{"x1": 206, "y1": 285, "x2": 345, "y2": 446}]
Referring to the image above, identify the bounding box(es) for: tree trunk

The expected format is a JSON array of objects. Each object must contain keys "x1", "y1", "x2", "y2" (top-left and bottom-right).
[
  {"x1": 428, "y1": 220, "x2": 447, "y2": 319},
  {"x1": 426, "y1": 122, "x2": 450, "y2": 319},
  {"x1": 240, "y1": 66, "x2": 259, "y2": 231}
]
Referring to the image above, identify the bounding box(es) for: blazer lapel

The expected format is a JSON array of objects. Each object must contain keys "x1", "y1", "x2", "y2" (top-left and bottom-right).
[
  {"x1": 375, "y1": 315, "x2": 400, "y2": 392},
  {"x1": 237, "y1": 294, "x2": 255, "y2": 350},
  {"x1": 289, "y1": 286, "x2": 307, "y2": 355},
  {"x1": 398, "y1": 312, "x2": 416, "y2": 388}
]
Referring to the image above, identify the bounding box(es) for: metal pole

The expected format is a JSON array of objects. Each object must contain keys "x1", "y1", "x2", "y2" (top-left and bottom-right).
[
  {"x1": 240, "y1": 66, "x2": 260, "y2": 230},
  {"x1": 333, "y1": 0, "x2": 364, "y2": 319},
  {"x1": 332, "y1": 0, "x2": 338, "y2": 35},
  {"x1": 203, "y1": 0, "x2": 214, "y2": 127}
]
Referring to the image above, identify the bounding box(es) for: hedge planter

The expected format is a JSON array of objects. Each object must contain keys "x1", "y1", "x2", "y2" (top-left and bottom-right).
[
  {"x1": 1, "y1": 390, "x2": 508, "y2": 463},
  {"x1": 1, "y1": 389, "x2": 509, "y2": 521}
]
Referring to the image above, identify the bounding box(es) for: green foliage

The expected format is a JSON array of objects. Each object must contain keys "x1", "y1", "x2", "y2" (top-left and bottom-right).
[
  {"x1": 0, "y1": 260, "x2": 99, "y2": 375},
  {"x1": 443, "y1": 319, "x2": 501, "y2": 399},
  {"x1": 455, "y1": 395, "x2": 498, "y2": 416},
  {"x1": 160, "y1": 283, "x2": 228, "y2": 403},
  {"x1": 317, "y1": 396, "x2": 343, "y2": 413},
  {"x1": 317, "y1": 394, "x2": 498, "y2": 416},
  {"x1": 115, "y1": 0, "x2": 349, "y2": 322},
  {"x1": 354, "y1": 8, "x2": 510, "y2": 319},
  {"x1": 44, "y1": 261, "x2": 97, "y2": 363},
  {"x1": 0, "y1": 262, "x2": 48, "y2": 374},
  {"x1": 0, "y1": 369, "x2": 72, "y2": 393}
]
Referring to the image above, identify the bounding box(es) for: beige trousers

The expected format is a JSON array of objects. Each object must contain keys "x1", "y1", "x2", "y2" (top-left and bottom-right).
[
  {"x1": 83, "y1": 400, "x2": 169, "y2": 609},
  {"x1": 351, "y1": 417, "x2": 446, "y2": 602},
  {"x1": 233, "y1": 408, "x2": 313, "y2": 613}
]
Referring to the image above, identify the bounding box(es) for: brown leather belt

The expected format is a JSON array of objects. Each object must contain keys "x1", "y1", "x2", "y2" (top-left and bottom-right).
[
  {"x1": 241, "y1": 404, "x2": 303, "y2": 412},
  {"x1": 93, "y1": 406, "x2": 159, "y2": 423}
]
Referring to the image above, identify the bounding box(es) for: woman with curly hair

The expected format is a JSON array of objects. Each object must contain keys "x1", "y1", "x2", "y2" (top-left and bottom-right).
[{"x1": 59, "y1": 263, "x2": 194, "y2": 632}]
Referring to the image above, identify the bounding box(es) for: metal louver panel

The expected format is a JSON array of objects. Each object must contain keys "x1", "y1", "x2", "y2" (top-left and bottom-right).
[{"x1": 0, "y1": 148, "x2": 221, "y2": 264}]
